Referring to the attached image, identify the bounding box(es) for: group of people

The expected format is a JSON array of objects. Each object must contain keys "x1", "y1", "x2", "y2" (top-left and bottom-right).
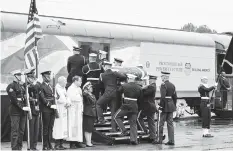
[{"x1": 7, "y1": 45, "x2": 230, "y2": 150}]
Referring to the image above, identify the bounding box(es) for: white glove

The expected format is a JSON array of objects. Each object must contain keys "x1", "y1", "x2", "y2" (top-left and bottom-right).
[
  {"x1": 50, "y1": 105, "x2": 57, "y2": 109},
  {"x1": 23, "y1": 107, "x2": 30, "y2": 111},
  {"x1": 214, "y1": 83, "x2": 218, "y2": 87}
]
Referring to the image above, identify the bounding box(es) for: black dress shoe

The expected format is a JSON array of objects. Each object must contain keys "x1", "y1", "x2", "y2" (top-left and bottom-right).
[
  {"x1": 86, "y1": 145, "x2": 95, "y2": 147},
  {"x1": 75, "y1": 142, "x2": 86, "y2": 148},
  {"x1": 55, "y1": 146, "x2": 65, "y2": 150},
  {"x1": 203, "y1": 134, "x2": 214, "y2": 137},
  {"x1": 165, "y1": 142, "x2": 175, "y2": 145},
  {"x1": 130, "y1": 141, "x2": 138, "y2": 145}
]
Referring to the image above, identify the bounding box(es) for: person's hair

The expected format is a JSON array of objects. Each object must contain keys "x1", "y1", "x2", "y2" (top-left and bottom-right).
[
  {"x1": 58, "y1": 76, "x2": 66, "y2": 83},
  {"x1": 72, "y1": 76, "x2": 81, "y2": 83}
]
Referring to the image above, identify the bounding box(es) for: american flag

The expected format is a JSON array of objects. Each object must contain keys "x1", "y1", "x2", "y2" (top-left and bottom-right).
[{"x1": 24, "y1": 0, "x2": 42, "y2": 69}]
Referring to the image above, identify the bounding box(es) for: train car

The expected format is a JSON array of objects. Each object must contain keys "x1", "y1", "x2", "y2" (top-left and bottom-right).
[{"x1": 1, "y1": 11, "x2": 232, "y2": 117}]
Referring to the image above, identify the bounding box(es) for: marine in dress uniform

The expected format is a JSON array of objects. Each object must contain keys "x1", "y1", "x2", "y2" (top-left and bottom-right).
[
  {"x1": 82, "y1": 53, "x2": 104, "y2": 100},
  {"x1": 39, "y1": 71, "x2": 57, "y2": 150},
  {"x1": 114, "y1": 74, "x2": 143, "y2": 145},
  {"x1": 137, "y1": 75, "x2": 158, "y2": 143},
  {"x1": 66, "y1": 46, "x2": 86, "y2": 89},
  {"x1": 96, "y1": 61, "x2": 127, "y2": 131},
  {"x1": 198, "y1": 76, "x2": 217, "y2": 137},
  {"x1": 6, "y1": 69, "x2": 30, "y2": 150},
  {"x1": 219, "y1": 72, "x2": 231, "y2": 109},
  {"x1": 153, "y1": 71, "x2": 177, "y2": 145},
  {"x1": 25, "y1": 68, "x2": 41, "y2": 150}
]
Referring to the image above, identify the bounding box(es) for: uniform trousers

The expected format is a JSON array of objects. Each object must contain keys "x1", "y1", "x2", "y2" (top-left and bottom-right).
[
  {"x1": 159, "y1": 112, "x2": 174, "y2": 143},
  {"x1": 96, "y1": 89, "x2": 119, "y2": 131},
  {"x1": 200, "y1": 100, "x2": 211, "y2": 129},
  {"x1": 42, "y1": 112, "x2": 55, "y2": 148},
  {"x1": 220, "y1": 89, "x2": 228, "y2": 108},
  {"x1": 114, "y1": 102, "x2": 138, "y2": 143},
  {"x1": 29, "y1": 115, "x2": 39, "y2": 149},
  {"x1": 10, "y1": 115, "x2": 26, "y2": 150},
  {"x1": 137, "y1": 110, "x2": 156, "y2": 140}
]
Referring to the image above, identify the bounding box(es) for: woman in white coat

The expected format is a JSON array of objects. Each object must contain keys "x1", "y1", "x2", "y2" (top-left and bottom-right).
[
  {"x1": 66, "y1": 76, "x2": 85, "y2": 148},
  {"x1": 53, "y1": 76, "x2": 70, "y2": 150}
]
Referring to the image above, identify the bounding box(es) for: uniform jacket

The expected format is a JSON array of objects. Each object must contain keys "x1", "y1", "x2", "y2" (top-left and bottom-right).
[
  {"x1": 83, "y1": 91, "x2": 97, "y2": 117},
  {"x1": 28, "y1": 82, "x2": 41, "y2": 116},
  {"x1": 67, "y1": 54, "x2": 86, "y2": 83},
  {"x1": 82, "y1": 62, "x2": 104, "y2": 85},
  {"x1": 118, "y1": 82, "x2": 143, "y2": 113},
  {"x1": 140, "y1": 83, "x2": 158, "y2": 113},
  {"x1": 219, "y1": 76, "x2": 230, "y2": 90},
  {"x1": 39, "y1": 82, "x2": 55, "y2": 113},
  {"x1": 6, "y1": 81, "x2": 27, "y2": 115},
  {"x1": 159, "y1": 80, "x2": 177, "y2": 113},
  {"x1": 198, "y1": 84, "x2": 215, "y2": 97},
  {"x1": 100, "y1": 69, "x2": 127, "y2": 91}
]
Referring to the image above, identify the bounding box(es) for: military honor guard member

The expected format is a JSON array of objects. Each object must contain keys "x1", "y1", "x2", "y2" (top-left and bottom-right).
[
  {"x1": 6, "y1": 69, "x2": 30, "y2": 150},
  {"x1": 198, "y1": 76, "x2": 217, "y2": 137},
  {"x1": 114, "y1": 74, "x2": 143, "y2": 145},
  {"x1": 25, "y1": 68, "x2": 41, "y2": 150},
  {"x1": 96, "y1": 61, "x2": 127, "y2": 131},
  {"x1": 39, "y1": 70, "x2": 57, "y2": 150},
  {"x1": 113, "y1": 58, "x2": 124, "y2": 67},
  {"x1": 82, "y1": 53, "x2": 104, "y2": 99},
  {"x1": 66, "y1": 46, "x2": 86, "y2": 89},
  {"x1": 153, "y1": 71, "x2": 177, "y2": 145},
  {"x1": 137, "y1": 75, "x2": 158, "y2": 143}
]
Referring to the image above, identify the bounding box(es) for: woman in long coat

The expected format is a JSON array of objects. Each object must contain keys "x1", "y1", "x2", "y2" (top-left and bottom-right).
[
  {"x1": 53, "y1": 76, "x2": 69, "y2": 150},
  {"x1": 66, "y1": 76, "x2": 84, "y2": 148},
  {"x1": 82, "y1": 82, "x2": 97, "y2": 147}
]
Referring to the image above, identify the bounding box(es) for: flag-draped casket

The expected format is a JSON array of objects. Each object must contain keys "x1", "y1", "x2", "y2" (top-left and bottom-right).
[{"x1": 111, "y1": 66, "x2": 148, "y2": 79}]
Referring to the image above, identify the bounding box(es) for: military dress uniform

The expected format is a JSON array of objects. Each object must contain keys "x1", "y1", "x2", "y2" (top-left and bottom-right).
[
  {"x1": 96, "y1": 66, "x2": 127, "y2": 131},
  {"x1": 82, "y1": 53, "x2": 104, "y2": 100},
  {"x1": 39, "y1": 71, "x2": 56, "y2": 150},
  {"x1": 137, "y1": 81, "x2": 158, "y2": 142},
  {"x1": 157, "y1": 72, "x2": 177, "y2": 145},
  {"x1": 6, "y1": 70, "x2": 28, "y2": 150},
  {"x1": 28, "y1": 79, "x2": 41, "y2": 150},
  {"x1": 66, "y1": 46, "x2": 86, "y2": 88},
  {"x1": 198, "y1": 83, "x2": 215, "y2": 137},
  {"x1": 219, "y1": 74, "x2": 230, "y2": 108},
  {"x1": 114, "y1": 76, "x2": 143, "y2": 144}
]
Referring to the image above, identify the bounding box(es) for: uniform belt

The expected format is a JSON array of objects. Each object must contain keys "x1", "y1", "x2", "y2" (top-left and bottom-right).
[
  {"x1": 124, "y1": 97, "x2": 137, "y2": 101},
  {"x1": 17, "y1": 98, "x2": 22, "y2": 101},
  {"x1": 87, "y1": 78, "x2": 99, "y2": 81},
  {"x1": 201, "y1": 97, "x2": 210, "y2": 99},
  {"x1": 165, "y1": 96, "x2": 172, "y2": 99}
]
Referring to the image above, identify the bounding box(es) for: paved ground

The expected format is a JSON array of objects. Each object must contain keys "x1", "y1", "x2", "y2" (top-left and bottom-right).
[{"x1": 2, "y1": 118, "x2": 233, "y2": 150}]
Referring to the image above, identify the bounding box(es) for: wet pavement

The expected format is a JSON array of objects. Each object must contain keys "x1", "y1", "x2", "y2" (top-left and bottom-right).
[{"x1": 1, "y1": 118, "x2": 233, "y2": 150}]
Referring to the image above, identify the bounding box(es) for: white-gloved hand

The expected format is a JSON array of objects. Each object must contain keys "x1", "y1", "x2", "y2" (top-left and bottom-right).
[
  {"x1": 50, "y1": 105, "x2": 57, "y2": 109},
  {"x1": 23, "y1": 107, "x2": 30, "y2": 111},
  {"x1": 214, "y1": 83, "x2": 218, "y2": 87}
]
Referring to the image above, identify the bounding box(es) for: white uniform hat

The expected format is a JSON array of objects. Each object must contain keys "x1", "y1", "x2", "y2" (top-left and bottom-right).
[
  {"x1": 11, "y1": 69, "x2": 22, "y2": 75},
  {"x1": 201, "y1": 76, "x2": 208, "y2": 80},
  {"x1": 127, "y1": 74, "x2": 137, "y2": 79},
  {"x1": 99, "y1": 50, "x2": 107, "y2": 55},
  {"x1": 89, "y1": 53, "x2": 97, "y2": 57}
]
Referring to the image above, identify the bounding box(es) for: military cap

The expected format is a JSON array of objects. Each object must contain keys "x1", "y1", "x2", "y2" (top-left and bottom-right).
[
  {"x1": 127, "y1": 74, "x2": 137, "y2": 79},
  {"x1": 114, "y1": 58, "x2": 124, "y2": 63},
  {"x1": 99, "y1": 50, "x2": 107, "y2": 55},
  {"x1": 41, "y1": 71, "x2": 51, "y2": 75},
  {"x1": 11, "y1": 69, "x2": 22, "y2": 76},
  {"x1": 24, "y1": 68, "x2": 36, "y2": 77},
  {"x1": 73, "y1": 46, "x2": 82, "y2": 51},
  {"x1": 201, "y1": 76, "x2": 208, "y2": 80},
  {"x1": 103, "y1": 61, "x2": 112, "y2": 65},
  {"x1": 83, "y1": 81, "x2": 92, "y2": 90},
  {"x1": 149, "y1": 75, "x2": 157, "y2": 80},
  {"x1": 161, "y1": 71, "x2": 170, "y2": 75},
  {"x1": 89, "y1": 53, "x2": 97, "y2": 57},
  {"x1": 137, "y1": 64, "x2": 143, "y2": 67}
]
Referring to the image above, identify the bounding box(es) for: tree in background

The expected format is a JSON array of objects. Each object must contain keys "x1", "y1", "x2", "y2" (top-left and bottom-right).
[{"x1": 181, "y1": 23, "x2": 217, "y2": 33}]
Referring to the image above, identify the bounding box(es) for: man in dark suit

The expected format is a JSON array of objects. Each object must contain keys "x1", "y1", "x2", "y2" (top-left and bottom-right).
[
  {"x1": 25, "y1": 68, "x2": 41, "y2": 150},
  {"x1": 137, "y1": 75, "x2": 158, "y2": 143},
  {"x1": 96, "y1": 61, "x2": 127, "y2": 131},
  {"x1": 153, "y1": 71, "x2": 177, "y2": 145},
  {"x1": 219, "y1": 71, "x2": 231, "y2": 109},
  {"x1": 6, "y1": 69, "x2": 30, "y2": 150},
  {"x1": 39, "y1": 70, "x2": 57, "y2": 150},
  {"x1": 82, "y1": 53, "x2": 104, "y2": 100},
  {"x1": 66, "y1": 46, "x2": 86, "y2": 89}
]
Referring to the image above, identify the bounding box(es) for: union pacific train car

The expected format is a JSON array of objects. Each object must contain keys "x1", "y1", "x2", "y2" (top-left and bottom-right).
[{"x1": 1, "y1": 11, "x2": 232, "y2": 117}]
